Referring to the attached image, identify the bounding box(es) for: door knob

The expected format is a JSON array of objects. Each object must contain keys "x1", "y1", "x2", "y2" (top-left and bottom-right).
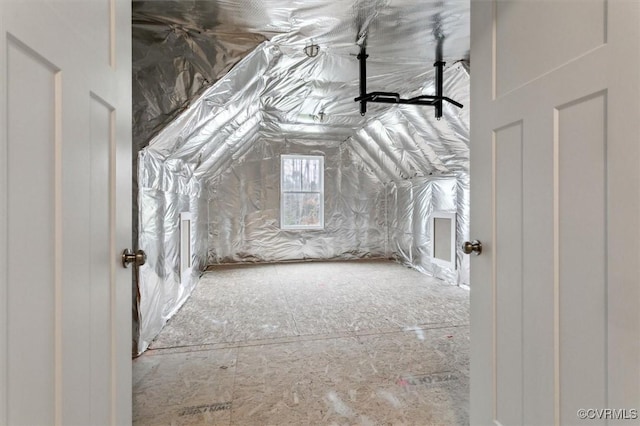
[
  {"x1": 462, "y1": 240, "x2": 482, "y2": 256},
  {"x1": 122, "y1": 248, "x2": 147, "y2": 268}
]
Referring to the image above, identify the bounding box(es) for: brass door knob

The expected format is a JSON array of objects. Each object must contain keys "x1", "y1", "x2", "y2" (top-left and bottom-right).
[
  {"x1": 122, "y1": 249, "x2": 147, "y2": 268},
  {"x1": 462, "y1": 240, "x2": 482, "y2": 256}
]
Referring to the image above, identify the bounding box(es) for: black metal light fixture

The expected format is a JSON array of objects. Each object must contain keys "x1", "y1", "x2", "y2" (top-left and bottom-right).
[
  {"x1": 354, "y1": 45, "x2": 463, "y2": 119},
  {"x1": 303, "y1": 43, "x2": 320, "y2": 58}
]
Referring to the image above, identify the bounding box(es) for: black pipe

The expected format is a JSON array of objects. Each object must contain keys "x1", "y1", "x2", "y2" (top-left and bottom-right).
[
  {"x1": 358, "y1": 46, "x2": 368, "y2": 116},
  {"x1": 358, "y1": 98, "x2": 438, "y2": 106},
  {"x1": 356, "y1": 93, "x2": 463, "y2": 108},
  {"x1": 434, "y1": 60, "x2": 445, "y2": 119}
]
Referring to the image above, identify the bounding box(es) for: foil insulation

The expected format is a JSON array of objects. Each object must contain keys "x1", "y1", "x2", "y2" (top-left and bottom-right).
[
  {"x1": 133, "y1": 2, "x2": 268, "y2": 148},
  {"x1": 134, "y1": 0, "x2": 470, "y2": 354},
  {"x1": 136, "y1": 188, "x2": 208, "y2": 352},
  {"x1": 386, "y1": 176, "x2": 469, "y2": 286},
  {"x1": 208, "y1": 140, "x2": 387, "y2": 263},
  {"x1": 133, "y1": 0, "x2": 470, "y2": 149}
]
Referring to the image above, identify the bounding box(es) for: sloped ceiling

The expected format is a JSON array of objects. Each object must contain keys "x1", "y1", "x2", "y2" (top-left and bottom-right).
[{"x1": 133, "y1": 0, "x2": 470, "y2": 149}]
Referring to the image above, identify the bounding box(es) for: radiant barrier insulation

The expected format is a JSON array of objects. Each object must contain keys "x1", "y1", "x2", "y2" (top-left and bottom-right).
[{"x1": 134, "y1": 3, "x2": 470, "y2": 354}]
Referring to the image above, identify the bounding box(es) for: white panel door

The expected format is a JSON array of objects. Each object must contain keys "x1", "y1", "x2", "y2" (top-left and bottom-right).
[
  {"x1": 470, "y1": 1, "x2": 640, "y2": 425},
  {"x1": 0, "y1": 0, "x2": 132, "y2": 424}
]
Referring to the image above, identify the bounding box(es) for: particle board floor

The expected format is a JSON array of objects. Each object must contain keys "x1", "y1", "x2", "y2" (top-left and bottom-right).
[{"x1": 133, "y1": 260, "x2": 470, "y2": 425}]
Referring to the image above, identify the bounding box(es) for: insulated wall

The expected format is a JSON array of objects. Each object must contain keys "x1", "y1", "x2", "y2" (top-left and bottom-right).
[
  {"x1": 387, "y1": 175, "x2": 469, "y2": 286},
  {"x1": 136, "y1": 154, "x2": 208, "y2": 353},
  {"x1": 207, "y1": 139, "x2": 388, "y2": 263}
]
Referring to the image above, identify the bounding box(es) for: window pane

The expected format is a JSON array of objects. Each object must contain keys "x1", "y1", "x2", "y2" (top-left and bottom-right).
[
  {"x1": 282, "y1": 158, "x2": 301, "y2": 191},
  {"x1": 282, "y1": 193, "x2": 321, "y2": 227},
  {"x1": 282, "y1": 157, "x2": 322, "y2": 192},
  {"x1": 301, "y1": 157, "x2": 321, "y2": 191}
]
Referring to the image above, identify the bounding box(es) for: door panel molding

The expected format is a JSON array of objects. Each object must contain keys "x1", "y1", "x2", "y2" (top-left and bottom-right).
[
  {"x1": 554, "y1": 91, "x2": 608, "y2": 423},
  {"x1": 493, "y1": 121, "x2": 524, "y2": 425},
  {"x1": 493, "y1": 0, "x2": 608, "y2": 98},
  {"x1": 6, "y1": 33, "x2": 63, "y2": 425},
  {"x1": 89, "y1": 92, "x2": 116, "y2": 426}
]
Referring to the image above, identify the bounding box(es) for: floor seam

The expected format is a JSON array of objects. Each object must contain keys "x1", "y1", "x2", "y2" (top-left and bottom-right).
[
  {"x1": 228, "y1": 346, "x2": 240, "y2": 426},
  {"x1": 276, "y1": 263, "x2": 303, "y2": 337},
  {"x1": 144, "y1": 323, "x2": 471, "y2": 355}
]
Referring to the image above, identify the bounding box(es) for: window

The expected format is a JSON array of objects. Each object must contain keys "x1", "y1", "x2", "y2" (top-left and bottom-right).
[{"x1": 280, "y1": 155, "x2": 324, "y2": 230}]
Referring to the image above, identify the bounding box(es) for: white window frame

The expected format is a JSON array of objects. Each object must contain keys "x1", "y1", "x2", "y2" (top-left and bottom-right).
[
  {"x1": 430, "y1": 211, "x2": 457, "y2": 270},
  {"x1": 280, "y1": 154, "x2": 325, "y2": 230},
  {"x1": 179, "y1": 212, "x2": 193, "y2": 282}
]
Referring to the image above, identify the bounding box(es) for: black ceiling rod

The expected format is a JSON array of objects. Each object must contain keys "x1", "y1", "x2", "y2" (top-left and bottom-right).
[
  {"x1": 357, "y1": 46, "x2": 368, "y2": 116},
  {"x1": 354, "y1": 45, "x2": 463, "y2": 119},
  {"x1": 434, "y1": 60, "x2": 444, "y2": 119}
]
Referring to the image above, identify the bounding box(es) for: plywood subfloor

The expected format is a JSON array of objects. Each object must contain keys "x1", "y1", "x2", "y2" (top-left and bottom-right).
[{"x1": 133, "y1": 260, "x2": 470, "y2": 425}]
